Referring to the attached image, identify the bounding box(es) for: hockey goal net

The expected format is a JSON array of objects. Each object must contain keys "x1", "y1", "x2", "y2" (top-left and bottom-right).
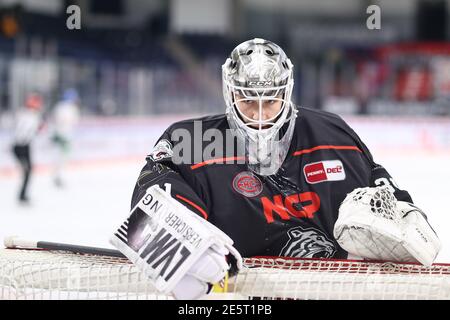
[{"x1": 1, "y1": 248, "x2": 450, "y2": 300}]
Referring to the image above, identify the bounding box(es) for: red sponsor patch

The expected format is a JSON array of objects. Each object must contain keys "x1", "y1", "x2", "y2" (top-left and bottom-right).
[
  {"x1": 303, "y1": 160, "x2": 346, "y2": 184},
  {"x1": 304, "y1": 162, "x2": 327, "y2": 183}
]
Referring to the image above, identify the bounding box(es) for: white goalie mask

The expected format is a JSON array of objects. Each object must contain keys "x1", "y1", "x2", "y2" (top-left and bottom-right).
[{"x1": 222, "y1": 38, "x2": 297, "y2": 176}]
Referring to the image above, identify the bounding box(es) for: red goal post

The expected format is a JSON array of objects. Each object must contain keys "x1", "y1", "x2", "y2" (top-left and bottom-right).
[{"x1": 1, "y1": 248, "x2": 450, "y2": 300}]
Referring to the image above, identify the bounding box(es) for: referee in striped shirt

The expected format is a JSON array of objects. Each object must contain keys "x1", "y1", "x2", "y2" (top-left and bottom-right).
[{"x1": 11, "y1": 93, "x2": 44, "y2": 204}]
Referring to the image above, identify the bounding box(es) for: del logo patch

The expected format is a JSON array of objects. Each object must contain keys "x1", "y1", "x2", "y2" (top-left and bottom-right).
[{"x1": 303, "y1": 160, "x2": 346, "y2": 184}]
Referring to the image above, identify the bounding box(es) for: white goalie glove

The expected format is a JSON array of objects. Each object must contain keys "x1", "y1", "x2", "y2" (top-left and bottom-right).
[
  {"x1": 334, "y1": 187, "x2": 441, "y2": 266},
  {"x1": 171, "y1": 245, "x2": 230, "y2": 300},
  {"x1": 110, "y1": 185, "x2": 242, "y2": 300}
]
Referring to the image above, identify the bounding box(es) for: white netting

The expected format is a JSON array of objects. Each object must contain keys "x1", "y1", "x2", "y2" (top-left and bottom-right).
[
  {"x1": 1, "y1": 249, "x2": 450, "y2": 300},
  {"x1": 347, "y1": 187, "x2": 399, "y2": 221}
]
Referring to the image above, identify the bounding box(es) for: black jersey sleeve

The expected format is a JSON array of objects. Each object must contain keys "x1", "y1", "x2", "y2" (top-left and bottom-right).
[
  {"x1": 339, "y1": 116, "x2": 414, "y2": 203},
  {"x1": 130, "y1": 129, "x2": 209, "y2": 220}
]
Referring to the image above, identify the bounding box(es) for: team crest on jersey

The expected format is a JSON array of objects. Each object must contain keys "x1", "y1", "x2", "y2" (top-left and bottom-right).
[
  {"x1": 280, "y1": 226, "x2": 336, "y2": 258},
  {"x1": 232, "y1": 171, "x2": 263, "y2": 197},
  {"x1": 148, "y1": 139, "x2": 173, "y2": 162},
  {"x1": 303, "y1": 160, "x2": 346, "y2": 184}
]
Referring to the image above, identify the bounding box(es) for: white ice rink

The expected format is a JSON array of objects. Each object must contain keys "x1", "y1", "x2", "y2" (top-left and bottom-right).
[{"x1": 1, "y1": 115, "x2": 450, "y2": 262}]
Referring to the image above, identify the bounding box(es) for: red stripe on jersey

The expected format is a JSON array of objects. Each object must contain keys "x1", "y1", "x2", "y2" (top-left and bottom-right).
[
  {"x1": 293, "y1": 145, "x2": 362, "y2": 157},
  {"x1": 190, "y1": 156, "x2": 246, "y2": 170},
  {"x1": 175, "y1": 194, "x2": 208, "y2": 220}
]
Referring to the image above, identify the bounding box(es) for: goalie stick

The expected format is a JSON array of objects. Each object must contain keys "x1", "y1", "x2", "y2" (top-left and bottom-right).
[
  {"x1": 3, "y1": 236, "x2": 231, "y2": 297},
  {"x1": 4, "y1": 236, "x2": 125, "y2": 258}
]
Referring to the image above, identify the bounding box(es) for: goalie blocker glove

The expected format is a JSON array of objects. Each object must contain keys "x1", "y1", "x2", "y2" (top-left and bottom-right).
[
  {"x1": 110, "y1": 185, "x2": 242, "y2": 300},
  {"x1": 334, "y1": 187, "x2": 441, "y2": 266}
]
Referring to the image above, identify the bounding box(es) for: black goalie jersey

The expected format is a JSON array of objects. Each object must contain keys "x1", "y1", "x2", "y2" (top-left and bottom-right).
[{"x1": 130, "y1": 106, "x2": 413, "y2": 259}]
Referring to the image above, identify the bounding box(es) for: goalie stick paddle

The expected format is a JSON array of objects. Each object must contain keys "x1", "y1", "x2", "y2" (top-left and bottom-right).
[{"x1": 4, "y1": 236, "x2": 126, "y2": 258}]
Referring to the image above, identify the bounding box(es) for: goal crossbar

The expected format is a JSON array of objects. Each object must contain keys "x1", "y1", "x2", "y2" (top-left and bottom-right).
[{"x1": 1, "y1": 249, "x2": 450, "y2": 300}]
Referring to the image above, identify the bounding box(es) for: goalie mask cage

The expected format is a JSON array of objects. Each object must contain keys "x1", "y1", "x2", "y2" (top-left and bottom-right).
[{"x1": 1, "y1": 248, "x2": 450, "y2": 300}]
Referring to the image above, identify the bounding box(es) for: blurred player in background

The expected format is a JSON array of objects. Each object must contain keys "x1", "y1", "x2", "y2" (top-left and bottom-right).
[
  {"x1": 11, "y1": 92, "x2": 45, "y2": 205},
  {"x1": 112, "y1": 38, "x2": 441, "y2": 299},
  {"x1": 50, "y1": 88, "x2": 80, "y2": 188}
]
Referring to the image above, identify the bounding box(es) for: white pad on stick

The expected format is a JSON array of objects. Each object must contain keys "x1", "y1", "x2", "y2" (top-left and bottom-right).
[{"x1": 4, "y1": 236, "x2": 37, "y2": 249}]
